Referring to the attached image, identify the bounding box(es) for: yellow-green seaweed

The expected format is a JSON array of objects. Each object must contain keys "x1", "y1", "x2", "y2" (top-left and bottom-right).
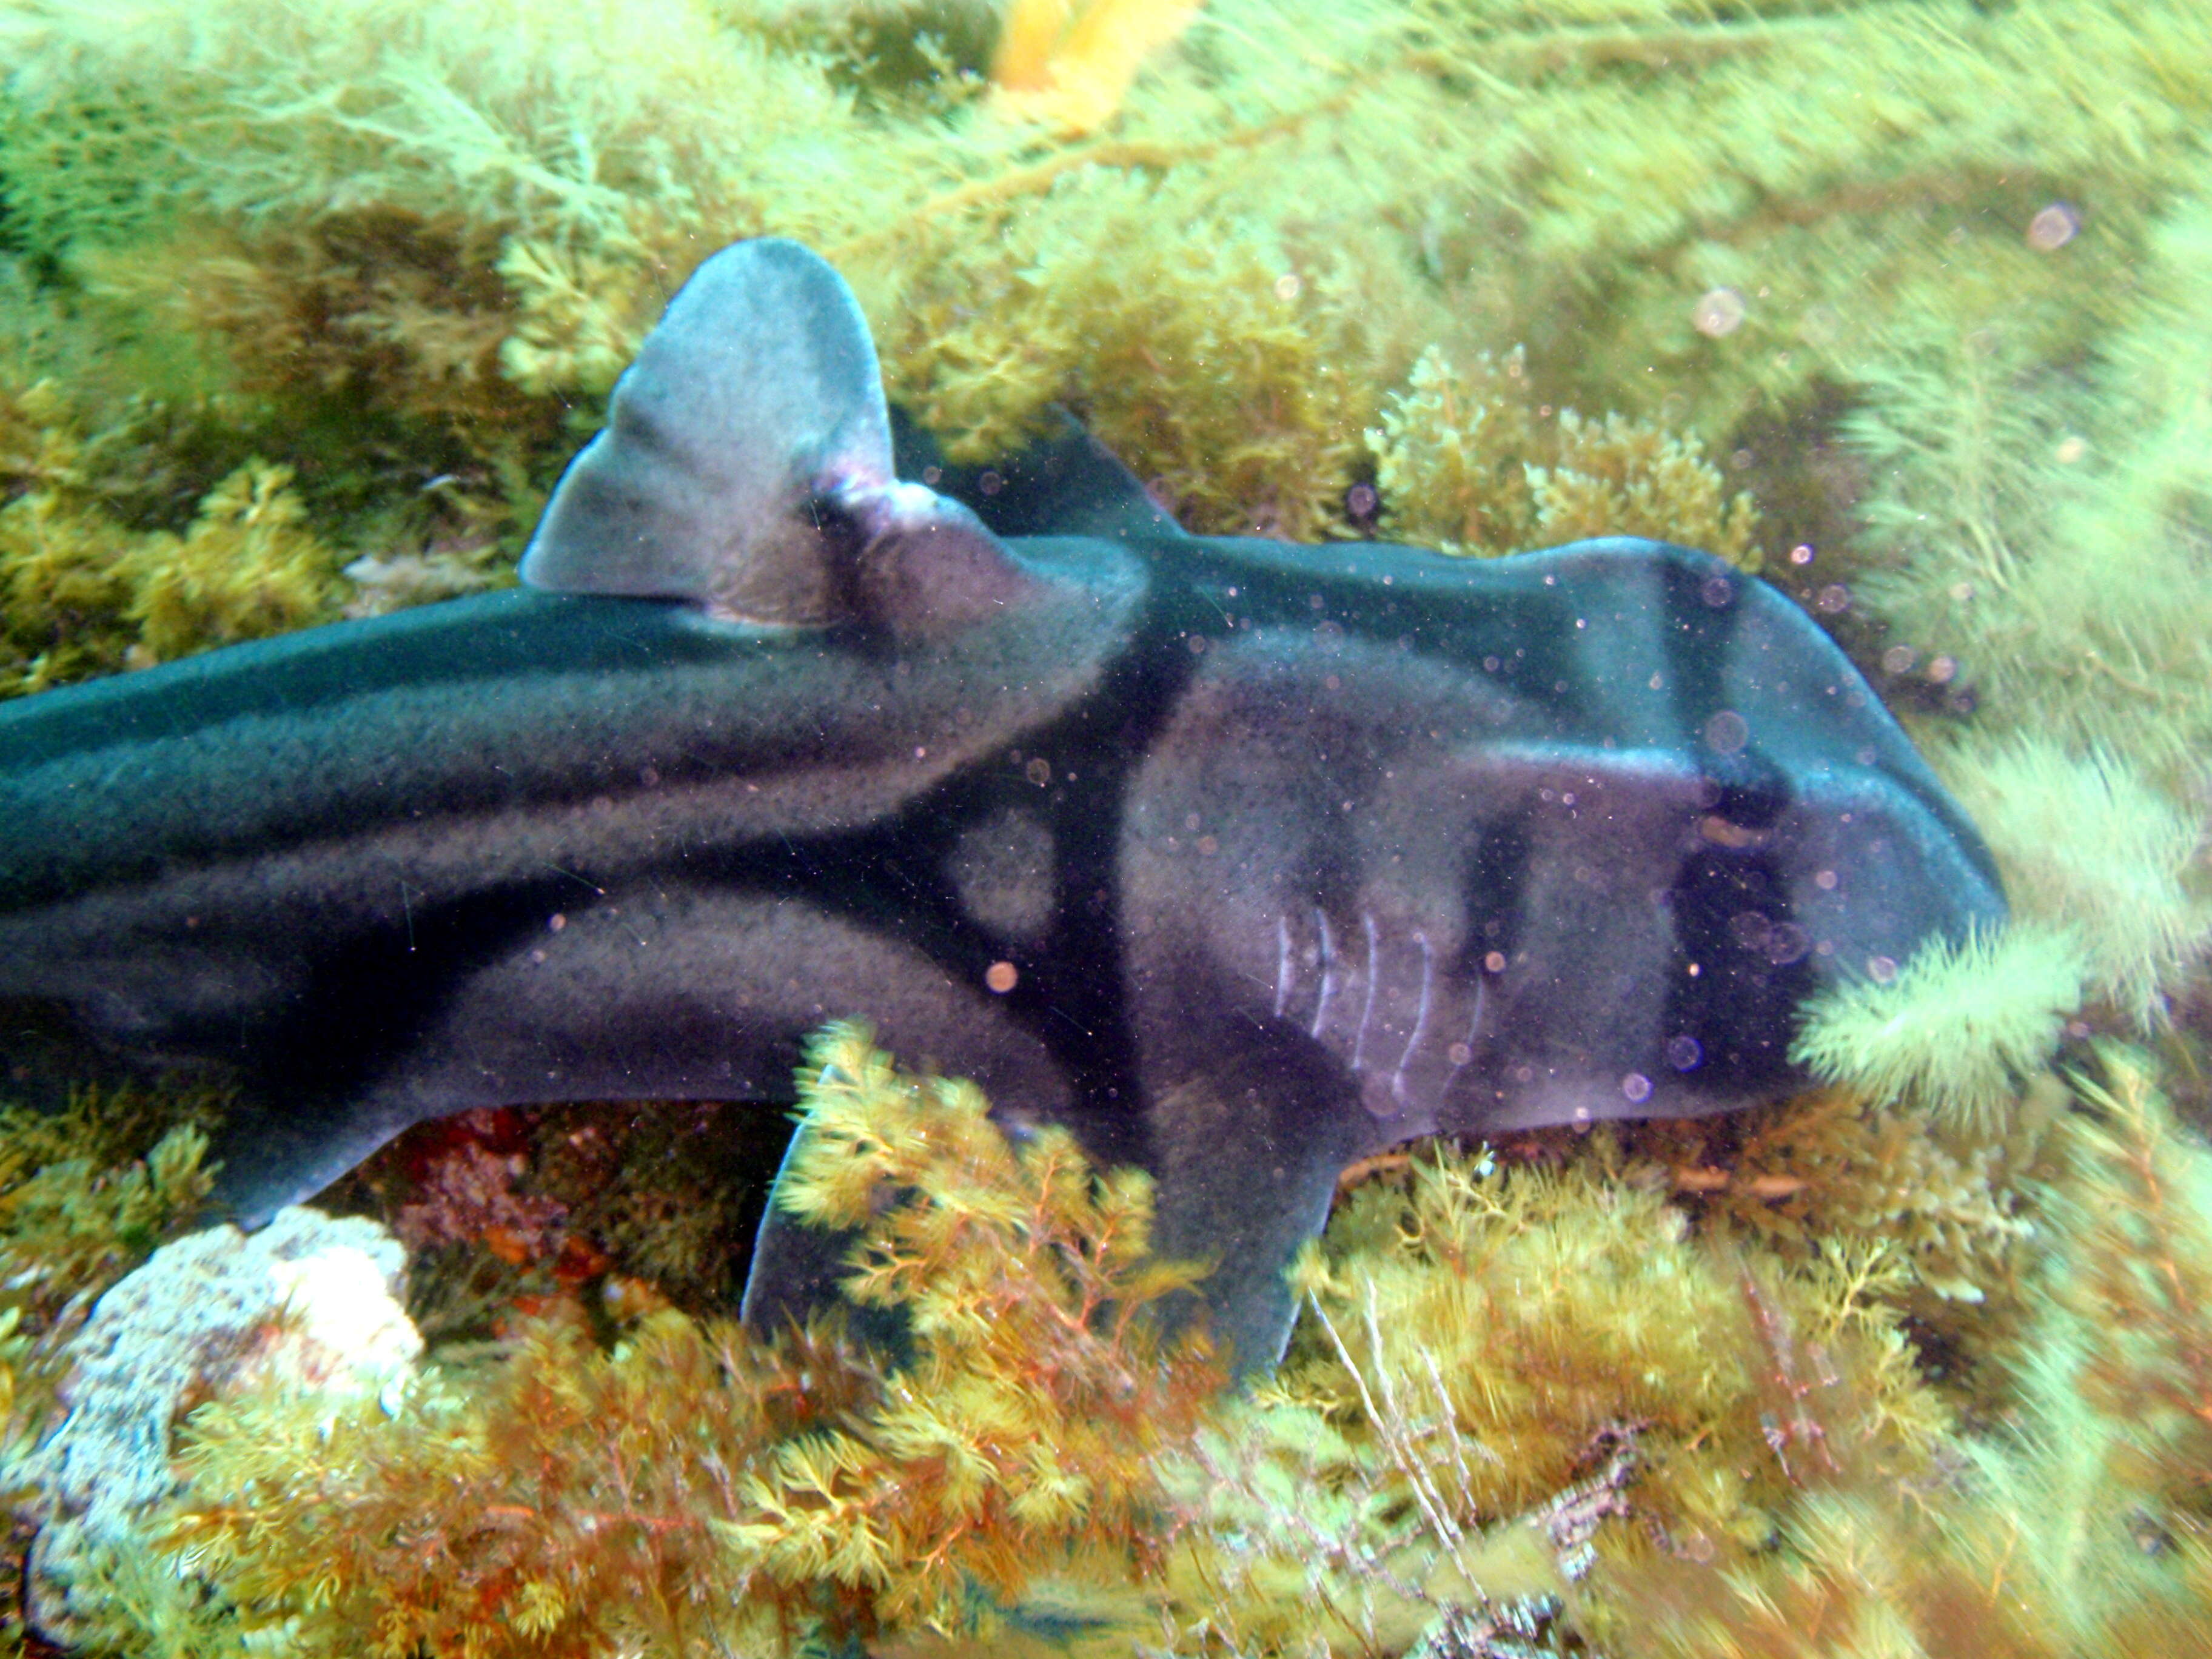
[{"x1": 2, "y1": 0, "x2": 2211, "y2": 1650}]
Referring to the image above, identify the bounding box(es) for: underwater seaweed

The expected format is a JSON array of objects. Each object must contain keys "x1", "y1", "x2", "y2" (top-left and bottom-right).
[
  {"x1": 1936, "y1": 734, "x2": 2212, "y2": 1031},
  {"x1": 0, "y1": 444, "x2": 343, "y2": 692},
  {"x1": 0, "y1": 1086, "x2": 220, "y2": 1347},
  {"x1": 1369, "y1": 344, "x2": 1763, "y2": 565},
  {"x1": 1128, "y1": 1139, "x2": 1952, "y2": 1658},
  {"x1": 1789, "y1": 923, "x2": 2085, "y2": 1131},
  {"x1": 1586, "y1": 1048, "x2": 2212, "y2": 1659},
  {"x1": 14, "y1": 1038, "x2": 2212, "y2": 1657},
  {"x1": 163, "y1": 1028, "x2": 1224, "y2": 1657},
  {"x1": 2, "y1": 0, "x2": 2212, "y2": 1649}
]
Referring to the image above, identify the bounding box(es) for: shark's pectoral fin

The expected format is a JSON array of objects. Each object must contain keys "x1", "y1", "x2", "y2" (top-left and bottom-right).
[
  {"x1": 520, "y1": 237, "x2": 1036, "y2": 637},
  {"x1": 1139, "y1": 1019, "x2": 1375, "y2": 1376},
  {"x1": 741, "y1": 1118, "x2": 917, "y2": 1360}
]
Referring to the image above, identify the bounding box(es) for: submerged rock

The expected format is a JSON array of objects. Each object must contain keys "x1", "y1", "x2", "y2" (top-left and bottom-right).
[{"x1": 12, "y1": 1205, "x2": 420, "y2": 1639}]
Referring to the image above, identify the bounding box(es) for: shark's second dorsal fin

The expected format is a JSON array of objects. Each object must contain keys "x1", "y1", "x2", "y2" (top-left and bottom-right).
[
  {"x1": 521, "y1": 238, "x2": 1032, "y2": 635},
  {"x1": 893, "y1": 405, "x2": 1190, "y2": 545}
]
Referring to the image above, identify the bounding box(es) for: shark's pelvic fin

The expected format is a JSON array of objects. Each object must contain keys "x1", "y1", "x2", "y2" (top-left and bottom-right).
[{"x1": 521, "y1": 237, "x2": 1032, "y2": 635}]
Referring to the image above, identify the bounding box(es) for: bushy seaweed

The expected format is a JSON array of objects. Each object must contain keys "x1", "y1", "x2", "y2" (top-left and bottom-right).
[
  {"x1": 3, "y1": 0, "x2": 2212, "y2": 1650},
  {"x1": 159, "y1": 1027, "x2": 1224, "y2": 1657}
]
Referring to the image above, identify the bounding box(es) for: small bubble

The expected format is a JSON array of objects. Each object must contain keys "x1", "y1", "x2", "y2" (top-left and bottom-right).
[
  {"x1": 978, "y1": 470, "x2": 1004, "y2": 496},
  {"x1": 1484, "y1": 655, "x2": 1501, "y2": 672},
  {"x1": 549, "y1": 913, "x2": 566, "y2": 932},
  {"x1": 921, "y1": 464, "x2": 942, "y2": 484},
  {"x1": 1764, "y1": 922, "x2": 1811, "y2": 965},
  {"x1": 1729, "y1": 910, "x2": 1774, "y2": 951},
  {"x1": 1703, "y1": 709, "x2": 1750, "y2": 754},
  {"x1": 1815, "y1": 868, "x2": 1838, "y2": 891},
  {"x1": 1927, "y1": 655, "x2": 1959, "y2": 685},
  {"x1": 1026, "y1": 757, "x2": 1052, "y2": 787},
  {"x1": 1345, "y1": 481, "x2": 1379, "y2": 522},
  {"x1": 2026, "y1": 202, "x2": 2080, "y2": 252},
  {"x1": 985, "y1": 961, "x2": 1019, "y2": 993},
  {"x1": 1666, "y1": 1034, "x2": 1704, "y2": 1071},
  {"x1": 1622, "y1": 1072, "x2": 1653, "y2": 1104},
  {"x1": 1693, "y1": 286, "x2": 1748, "y2": 337},
  {"x1": 1868, "y1": 954, "x2": 1898, "y2": 984},
  {"x1": 1197, "y1": 835, "x2": 1219, "y2": 856},
  {"x1": 1882, "y1": 645, "x2": 1918, "y2": 674},
  {"x1": 1484, "y1": 950, "x2": 1507, "y2": 973},
  {"x1": 1815, "y1": 583, "x2": 1851, "y2": 615},
  {"x1": 1274, "y1": 272, "x2": 1302, "y2": 301},
  {"x1": 1789, "y1": 543, "x2": 1815, "y2": 566},
  {"x1": 1447, "y1": 1041, "x2": 1473, "y2": 1066},
  {"x1": 1187, "y1": 634, "x2": 1208, "y2": 655},
  {"x1": 1184, "y1": 812, "x2": 1202, "y2": 831},
  {"x1": 1701, "y1": 574, "x2": 1737, "y2": 608},
  {"x1": 1324, "y1": 674, "x2": 1342, "y2": 691},
  {"x1": 1731, "y1": 449, "x2": 1754, "y2": 471}
]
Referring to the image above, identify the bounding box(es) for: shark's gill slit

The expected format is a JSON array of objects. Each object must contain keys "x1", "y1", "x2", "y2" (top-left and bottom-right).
[
  {"x1": 1311, "y1": 906, "x2": 1338, "y2": 1039},
  {"x1": 1352, "y1": 910, "x2": 1381, "y2": 1070},
  {"x1": 1392, "y1": 930, "x2": 1435, "y2": 1105}
]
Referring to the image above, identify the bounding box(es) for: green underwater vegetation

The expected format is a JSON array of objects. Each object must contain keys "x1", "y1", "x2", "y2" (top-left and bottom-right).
[
  {"x1": 10, "y1": 1034, "x2": 2212, "y2": 1656},
  {"x1": 1, "y1": 0, "x2": 2211, "y2": 1649}
]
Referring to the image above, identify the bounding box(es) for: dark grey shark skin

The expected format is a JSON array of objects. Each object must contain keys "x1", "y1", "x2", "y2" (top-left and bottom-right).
[{"x1": 0, "y1": 239, "x2": 2005, "y2": 1369}]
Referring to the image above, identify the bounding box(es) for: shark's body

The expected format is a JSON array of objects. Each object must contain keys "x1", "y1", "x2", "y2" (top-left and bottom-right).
[{"x1": 0, "y1": 241, "x2": 2003, "y2": 1364}]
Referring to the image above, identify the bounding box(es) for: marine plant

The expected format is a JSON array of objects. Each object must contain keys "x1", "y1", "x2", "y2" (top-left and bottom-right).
[
  {"x1": 1368, "y1": 344, "x2": 1764, "y2": 565},
  {"x1": 0, "y1": 1085, "x2": 218, "y2": 1345},
  {"x1": 0, "y1": 377, "x2": 343, "y2": 692},
  {"x1": 0, "y1": 0, "x2": 2210, "y2": 1649},
  {"x1": 8, "y1": 1028, "x2": 2212, "y2": 1657},
  {"x1": 163, "y1": 1026, "x2": 1225, "y2": 1658}
]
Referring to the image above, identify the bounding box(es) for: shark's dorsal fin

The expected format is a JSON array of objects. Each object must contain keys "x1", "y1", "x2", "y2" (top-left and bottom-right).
[
  {"x1": 521, "y1": 238, "x2": 1033, "y2": 634},
  {"x1": 893, "y1": 404, "x2": 1190, "y2": 545}
]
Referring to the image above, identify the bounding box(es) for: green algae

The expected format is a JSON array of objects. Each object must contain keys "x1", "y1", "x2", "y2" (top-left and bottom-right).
[{"x1": 1, "y1": 0, "x2": 2210, "y2": 1650}]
